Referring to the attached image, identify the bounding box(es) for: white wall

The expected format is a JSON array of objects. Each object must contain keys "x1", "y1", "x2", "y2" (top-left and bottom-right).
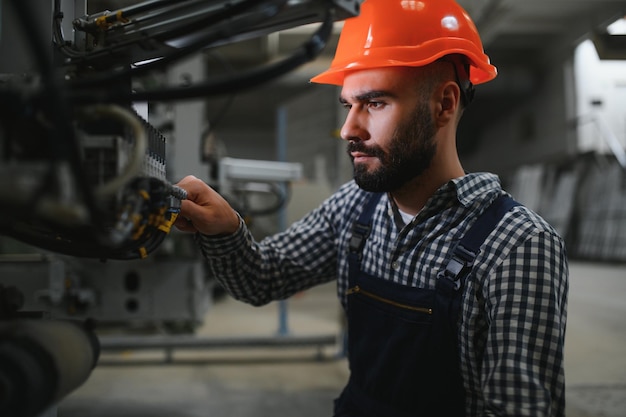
[{"x1": 574, "y1": 39, "x2": 626, "y2": 154}]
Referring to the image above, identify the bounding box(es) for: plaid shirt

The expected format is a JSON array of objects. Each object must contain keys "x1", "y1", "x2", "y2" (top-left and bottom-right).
[{"x1": 197, "y1": 172, "x2": 568, "y2": 417}]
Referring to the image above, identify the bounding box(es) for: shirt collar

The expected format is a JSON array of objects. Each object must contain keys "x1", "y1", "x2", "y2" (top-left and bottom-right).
[
  {"x1": 385, "y1": 172, "x2": 502, "y2": 226},
  {"x1": 416, "y1": 172, "x2": 502, "y2": 218},
  {"x1": 450, "y1": 172, "x2": 502, "y2": 207}
]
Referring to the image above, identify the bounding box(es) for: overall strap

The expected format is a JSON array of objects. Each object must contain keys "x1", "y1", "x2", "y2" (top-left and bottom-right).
[
  {"x1": 348, "y1": 192, "x2": 384, "y2": 280},
  {"x1": 438, "y1": 194, "x2": 520, "y2": 291}
]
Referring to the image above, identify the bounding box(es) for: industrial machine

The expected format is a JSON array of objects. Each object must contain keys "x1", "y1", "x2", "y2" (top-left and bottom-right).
[{"x1": 0, "y1": 1, "x2": 361, "y2": 416}]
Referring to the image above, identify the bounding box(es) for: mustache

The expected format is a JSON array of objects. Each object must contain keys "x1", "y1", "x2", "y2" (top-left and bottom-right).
[{"x1": 347, "y1": 142, "x2": 386, "y2": 159}]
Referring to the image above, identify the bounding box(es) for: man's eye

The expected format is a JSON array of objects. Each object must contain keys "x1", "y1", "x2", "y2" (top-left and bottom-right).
[{"x1": 368, "y1": 101, "x2": 384, "y2": 109}]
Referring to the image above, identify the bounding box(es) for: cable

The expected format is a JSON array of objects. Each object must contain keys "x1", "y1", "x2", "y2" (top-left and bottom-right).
[
  {"x1": 135, "y1": 8, "x2": 334, "y2": 100},
  {"x1": 53, "y1": 0, "x2": 85, "y2": 59},
  {"x1": 136, "y1": 0, "x2": 284, "y2": 45},
  {"x1": 71, "y1": 9, "x2": 334, "y2": 103},
  {"x1": 67, "y1": 0, "x2": 285, "y2": 88},
  {"x1": 76, "y1": 105, "x2": 149, "y2": 199},
  {"x1": 94, "y1": 0, "x2": 183, "y2": 28},
  {"x1": 0, "y1": 177, "x2": 185, "y2": 260},
  {"x1": 231, "y1": 182, "x2": 291, "y2": 216}
]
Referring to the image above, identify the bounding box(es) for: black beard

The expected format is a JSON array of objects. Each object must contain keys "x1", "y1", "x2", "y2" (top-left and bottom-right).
[{"x1": 347, "y1": 102, "x2": 437, "y2": 192}]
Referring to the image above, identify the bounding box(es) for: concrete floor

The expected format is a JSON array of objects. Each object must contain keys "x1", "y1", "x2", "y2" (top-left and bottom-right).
[{"x1": 57, "y1": 261, "x2": 626, "y2": 417}]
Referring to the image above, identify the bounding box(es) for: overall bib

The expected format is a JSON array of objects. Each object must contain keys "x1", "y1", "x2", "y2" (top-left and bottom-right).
[{"x1": 334, "y1": 193, "x2": 518, "y2": 417}]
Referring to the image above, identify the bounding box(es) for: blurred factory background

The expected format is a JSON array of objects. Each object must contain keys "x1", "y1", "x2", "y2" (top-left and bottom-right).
[
  {"x1": 148, "y1": 0, "x2": 626, "y2": 260},
  {"x1": 1, "y1": 0, "x2": 626, "y2": 416}
]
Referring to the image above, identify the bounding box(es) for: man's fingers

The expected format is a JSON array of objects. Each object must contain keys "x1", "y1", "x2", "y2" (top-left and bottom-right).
[
  {"x1": 180, "y1": 199, "x2": 206, "y2": 220},
  {"x1": 173, "y1": 214, "x2": 197, "y2": 233},
  {"x1": 174, "y1": 175, "x2": 238, "y2": 236},
  {"x1": 177, "y1": 175, "x2": 219, "y2": 207}
]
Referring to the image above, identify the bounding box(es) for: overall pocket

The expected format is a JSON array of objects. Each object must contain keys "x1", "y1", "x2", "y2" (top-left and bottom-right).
[{"x1": 346, "y1": 274, "x2": 437, "y2": 414}]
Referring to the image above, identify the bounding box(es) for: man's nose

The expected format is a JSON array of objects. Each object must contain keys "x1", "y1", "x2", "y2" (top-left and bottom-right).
[{"x1": 340, "y1": 108, "x2": 368, "y2": 142}]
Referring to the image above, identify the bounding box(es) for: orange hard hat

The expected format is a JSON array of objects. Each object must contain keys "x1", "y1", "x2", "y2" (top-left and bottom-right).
[{"x1": 311, "y1": 0, "x2": 497, "y2": 86}]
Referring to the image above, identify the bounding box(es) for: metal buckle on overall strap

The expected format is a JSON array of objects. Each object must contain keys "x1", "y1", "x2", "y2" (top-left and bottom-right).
[
  {"x1": 349, "y1": 223, "x2": 371, "y2": 260},
  {"x1": 437, "y1": 244, "x2": 477, "y2": 291},
  {"x1": 436, "y1": 194, "x2": 520, "y2": 292}
]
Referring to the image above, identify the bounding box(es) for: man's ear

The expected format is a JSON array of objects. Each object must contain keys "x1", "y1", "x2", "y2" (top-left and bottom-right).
[{"x1": 434, "y1": 81, "x2": 461, "y2": 127}]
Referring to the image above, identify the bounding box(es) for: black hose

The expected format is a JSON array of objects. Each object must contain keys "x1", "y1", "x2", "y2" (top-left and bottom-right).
[
  {"x1": 71, "y1": 9, "x2": 334, "y2": 103},
  {"x1": 67, "y1": 0, "x2": 286, "y2": 87}
]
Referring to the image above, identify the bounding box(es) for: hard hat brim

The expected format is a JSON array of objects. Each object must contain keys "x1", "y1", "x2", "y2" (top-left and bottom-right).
[{"x1": 311, "y1": 40, "x2": 498, "y2": 86}]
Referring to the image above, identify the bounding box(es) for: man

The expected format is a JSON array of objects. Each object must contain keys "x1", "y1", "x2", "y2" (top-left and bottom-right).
[{"x1": 174, "y1": 0, "x2": 568, "y2": 416}]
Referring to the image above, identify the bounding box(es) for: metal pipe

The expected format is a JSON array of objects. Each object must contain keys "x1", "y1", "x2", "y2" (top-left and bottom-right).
[{"x1": 99, "y1": 334, "x2": 338, "y2": 351}]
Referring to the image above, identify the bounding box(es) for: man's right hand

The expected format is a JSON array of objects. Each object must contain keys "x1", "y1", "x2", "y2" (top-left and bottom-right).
[{"x1": 173, "y1": 175, "x2": 240, "y2": 236}]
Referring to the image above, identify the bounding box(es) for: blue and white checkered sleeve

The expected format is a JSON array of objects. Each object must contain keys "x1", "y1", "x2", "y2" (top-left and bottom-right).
[
  {"x1": 196, "y1": 205, "x2": 339, "y2": 306},
  {"x1": 481, "y1": 224, "x2": 568, "y2": 417}
]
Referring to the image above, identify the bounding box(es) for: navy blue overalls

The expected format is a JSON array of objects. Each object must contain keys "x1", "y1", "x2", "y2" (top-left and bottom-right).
[{"x1": 334, "y1": 193, "x2": 518, "y2": 417}]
